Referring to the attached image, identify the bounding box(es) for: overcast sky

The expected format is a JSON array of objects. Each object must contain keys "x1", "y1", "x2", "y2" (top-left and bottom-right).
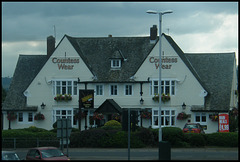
[{"x1": 2, "y1": 2, "x2": 238, "y2": 77}]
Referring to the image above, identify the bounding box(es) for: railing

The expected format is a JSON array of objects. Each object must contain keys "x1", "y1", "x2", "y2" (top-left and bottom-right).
[{"x1": 2, "y1": 138, "x2": 60, "y2": 149}]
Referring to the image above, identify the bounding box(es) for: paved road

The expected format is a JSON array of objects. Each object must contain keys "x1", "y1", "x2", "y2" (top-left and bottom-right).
[{"x1": 9, "y1": 147, "x2": 238, "y2": 160}]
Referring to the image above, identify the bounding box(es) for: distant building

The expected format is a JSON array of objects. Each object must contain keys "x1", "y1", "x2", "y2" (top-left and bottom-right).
[{"x1": 2, "y1": 26, "x2": 238, "y2": 133}]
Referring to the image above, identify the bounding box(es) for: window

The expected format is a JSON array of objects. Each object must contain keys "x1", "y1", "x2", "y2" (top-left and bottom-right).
[
  {"x1": 111, "y1": 59, "x2": 121, "y2": 68},
  {"x1": 150, "y1": 80, "x2": 176, "y2": 95},
  {"x1": 53, "y1": 80, "x2": 77, "y2": 95},
  {"x1": 152, "y1": 109, "x2": 175, "y2": 128},
  {"x1": 195, "y1": 113, "x2": 206, "y2": 123},
  {"x1": 18, "y1": 113, "x2": 23, "y2": 122},
  {"x1": 54, "y1": 109, "x2": 73, "y2": 123},
  {"x1": 125, "y1": 84, "x2": 133, "y2": 95},
  {"x1": 28, "y1": 113, "x2": 33, "y2": 122},
  {"x1": 96, "y1": 85, "x2": 104, "y2": 95},
  {"x1": 54, "y1": 108, "x2": 78, "y2": 126},
  {"x1": 110, "y1": 85, "x2": 118, "y2": 95}
]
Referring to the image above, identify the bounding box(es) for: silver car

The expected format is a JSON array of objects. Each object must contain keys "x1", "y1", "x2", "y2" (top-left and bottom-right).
[{"x1": 2, "y1": 151, "x2": 20, "y2": 160}]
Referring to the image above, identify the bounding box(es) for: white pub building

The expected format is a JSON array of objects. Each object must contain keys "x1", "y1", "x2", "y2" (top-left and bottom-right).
[{"x1": 2, "y1": 26, "x2": 238, "y2": 133}]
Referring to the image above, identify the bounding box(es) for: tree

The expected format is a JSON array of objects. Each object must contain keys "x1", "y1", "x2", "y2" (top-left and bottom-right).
[
  {"x1": 2, "y1": 85, "x2": 7, "y2": 102},
  {"x1": 229, "y1": 108, "x2": 238, "y2": 132}
]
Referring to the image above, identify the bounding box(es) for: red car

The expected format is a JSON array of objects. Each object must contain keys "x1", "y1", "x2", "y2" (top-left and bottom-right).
[
  {"x1": 183, "y1": 123, "x2": 205, "y2": 134},
  {"x1": 26, "y1": 147, "x2": 70, "y2": 160}
]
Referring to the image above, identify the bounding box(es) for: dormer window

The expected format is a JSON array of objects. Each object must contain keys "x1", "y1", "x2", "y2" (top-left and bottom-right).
[{"x1": 111, "y1": 59, "x2": 121, "y2": 68}]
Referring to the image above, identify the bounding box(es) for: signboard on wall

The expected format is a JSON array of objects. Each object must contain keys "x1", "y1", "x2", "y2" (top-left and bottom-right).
[
  {"x1": 218, "y1": 113, "x2": 229, "y2": 132},
  {"x1": 79, "y1": 90, "x2": 94, "y2": 108}
]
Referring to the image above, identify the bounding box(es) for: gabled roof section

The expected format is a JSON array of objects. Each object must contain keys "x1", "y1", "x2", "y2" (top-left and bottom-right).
[
  {"x1": 66, "y1": 35, "x2": 156, "y2": 82},
  {"x1": 185, "y1": 53, "x2": 235, "y2": 111},
  {"x1": 95, "y1": 99, "x2": 122, "y2": 114},
  {"x1": 2, "y1": 55, "x2": 47, "y2": 111},
  {"x1": 163, "y1": 33, "x2": 209, "y2": 93}
]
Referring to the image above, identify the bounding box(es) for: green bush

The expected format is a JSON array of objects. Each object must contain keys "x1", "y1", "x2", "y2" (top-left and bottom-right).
[
  {"x1": 102, "y1": 120, "x2": 122, "y2": 130},
  {"x1": 184, "y1": 133, "x2": 206, "y2": 147},
  {"x1": 205, "y1": 132, "x2": 238, "y2": 147},
  {"x1": 162, "y1": 127, "x2": 185, "y2": 147},
  {"x1": 135, "y1": 127, "x2": 155, "y2": 146},
  {"x1": 22, "y1": 126, "x2": 49, "y2": 132},
  {"x1": 2, "y1": 127, "x2": 58, "y2": 148},
  {"x1": 70, "y1": 129, "x2": 107, "y2": 147},
  {"x1": 104, "y1": 120, "x2": 121, "y2": 126}
]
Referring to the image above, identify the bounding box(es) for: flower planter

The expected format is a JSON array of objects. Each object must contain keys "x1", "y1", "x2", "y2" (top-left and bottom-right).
[
  {"x1": 7, "y1": 112, "x2": 17, "y2": 121},
  {"x1": 141, "y1": 111, "x2": 152, "y2": 119},
  {"x1": 177, "y1": 112, "x2": 188, "y2": 120},
  {"x1": 209, "y1": 114, "x2": 218, "y2": 121},
  {"x1": 93, "y1": 113, "x2": 104, "y2": 120},
  {"x1": 152, "y1": 93, "x2": 170, "y2": 103},
  {"x1": 54, "y1": 94, "x2": 72, "y2": 102},
  {"x1": 34, "y1": 112, "x2": 45, "y2": 120}
]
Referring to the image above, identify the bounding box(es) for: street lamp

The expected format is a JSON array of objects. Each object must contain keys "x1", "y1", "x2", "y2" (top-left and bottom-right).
[{"x1": 147, "y1": 9, "x2": 173, "y2": 160}]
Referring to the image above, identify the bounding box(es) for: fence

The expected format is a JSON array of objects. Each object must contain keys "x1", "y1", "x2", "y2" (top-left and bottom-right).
[{"x1": 2, "y1": 138, "x2": 60, "y2": 149}]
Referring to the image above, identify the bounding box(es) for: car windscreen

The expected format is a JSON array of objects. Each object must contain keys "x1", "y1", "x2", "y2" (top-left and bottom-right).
[
  {"x1": 40, "y1": 149, "x2": 64, "y2": 158},
  {"x1": 185, "y1": 125, "x2": 198, "y2": 129},
  {"x1": 2, "y1": 153, "x2": 20, "y2": 160}
]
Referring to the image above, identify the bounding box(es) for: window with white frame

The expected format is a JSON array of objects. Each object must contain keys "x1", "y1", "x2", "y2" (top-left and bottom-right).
[
  {"x1": 152, "y1": 109, "x2": 175, "y2": 128},
  {"x1": 150, "y1": 80, "x2": 176, "y2": 95},
  {"x1": 96, "y1": 84, "x2": 104, "y2": 95},
  {"x1": 28, "y1": 113, "x2": 33, "y2": 122},
  {"x1": 17, "y1": 112, "x2": 33, "y2": 123},
  {"x1": 125, "y1": 84, "x2": 133, "y2": 95},
  {"x1": 111, "y1": 59, "x2": 121, "y2": 68},
  {"x1": 54, "y1": 109, "x2": 78, "y2": 126},
  {"x1": 110, "y1": 84, "x2": 118, "y2": 95},
  {"x1": 195, "y1": 113, "x2": 206, "y2": 123},
  {"x1": 18, "y1": 112, "x2": 23, "y2": 122},
  {"x1": 52, "y1": 80, "x2": 77, "y2": 95}
]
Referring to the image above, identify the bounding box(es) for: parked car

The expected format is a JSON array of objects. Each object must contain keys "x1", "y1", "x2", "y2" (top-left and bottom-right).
[
  {"x1": 2, "y1": 151, "x2": 21, "y2": 160},
  {"x1": 26, "y1": 147, "x2": 70, "y2": 160},
  {"x1": 183, "y1": 123, "x2": 205, "y2": 134}
]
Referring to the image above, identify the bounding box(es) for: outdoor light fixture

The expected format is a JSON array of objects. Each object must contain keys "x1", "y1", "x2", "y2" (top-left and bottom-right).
[
  {"x1": 140, "y1": 98, "x2": 144, "y2": 104},
  {"x1": 147, "y1": 9, "x2": 173, "y2": 160},
  {"x1": 182, "y1": 102, "x2": 186, "y2": 110},
  {"x1": 41, "y1": 102, "x2": 46, "y2": 109}
]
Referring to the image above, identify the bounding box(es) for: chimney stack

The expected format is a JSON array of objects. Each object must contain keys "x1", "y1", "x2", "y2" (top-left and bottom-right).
[
  {"x1": 47, "y1": 35, "x2": 55, "y2": 58},
  {"x1": 150, "y1": 25, "x2": 157, "y2": 41}
]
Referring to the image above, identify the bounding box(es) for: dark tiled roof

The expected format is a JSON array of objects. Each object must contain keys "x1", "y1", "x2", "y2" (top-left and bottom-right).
[
  {"x1": 2, "y1": 55, "x2": 47, "y2": 111},
  {"x1": 66, "y1": 35, "x2": 157, "y2": 82},
  {"x1": 95, "y1": 99, "x2": 122, "y2": 114},
  {"x1": 3, "y1": 34, "x2": 235, "y2": 113},
  {"x1": 185, "y1": 53, "x2": 235, "y2": 112}
]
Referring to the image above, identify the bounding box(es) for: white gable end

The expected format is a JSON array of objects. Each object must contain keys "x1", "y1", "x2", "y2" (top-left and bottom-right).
[
  {"x1": 25, "y1": 36, "x2": 94, "y2": 107},
  {"x1": 135, "y1": 35, "x2": 206, "y2": 105}
]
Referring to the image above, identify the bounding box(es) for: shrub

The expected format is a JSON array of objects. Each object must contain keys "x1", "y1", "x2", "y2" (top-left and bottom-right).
[
  {"x1": 22, "y1": 126, "x2": 48, "y2": 132},
  {"x1": 162, "y1": 127, "x2": 185, "y2": 147},
  {"x1": 102, "y1": 120, "x2": 122, "y2": 130},
  {"x1": 135, "y1": 127, "x2": 155, "y2": 146},
  {"x1": 205, "y1": 132, "x2": 238, "y2": 147},
  {"x1": 184, "y1": 133, "x2": 206, "y2": 147},
  {"x1": 2, "y1": 128, "x2": 58, "y2": 148},
  {"x1": 104, "y1": 120, "x2": 121, "y2": 127},
  {"x1": 70, "y1": 129, "x2": 107, "y2": 147}
]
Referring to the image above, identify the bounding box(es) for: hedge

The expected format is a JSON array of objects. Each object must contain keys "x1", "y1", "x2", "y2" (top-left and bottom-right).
[
  {"x1": 2, "y1": 126, "x2": 239, "y2": 148},
  {"x1": 204, "y1": 132, "x2": 238, "y2": 147},
  {"x1": 2, "y1": 127, "x2": 59, "y2": 148}
]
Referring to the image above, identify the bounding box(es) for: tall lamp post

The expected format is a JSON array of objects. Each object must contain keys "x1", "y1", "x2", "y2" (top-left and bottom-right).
[{"x1": 146, "y1": 9, "x2": 173, "y2": 160}]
